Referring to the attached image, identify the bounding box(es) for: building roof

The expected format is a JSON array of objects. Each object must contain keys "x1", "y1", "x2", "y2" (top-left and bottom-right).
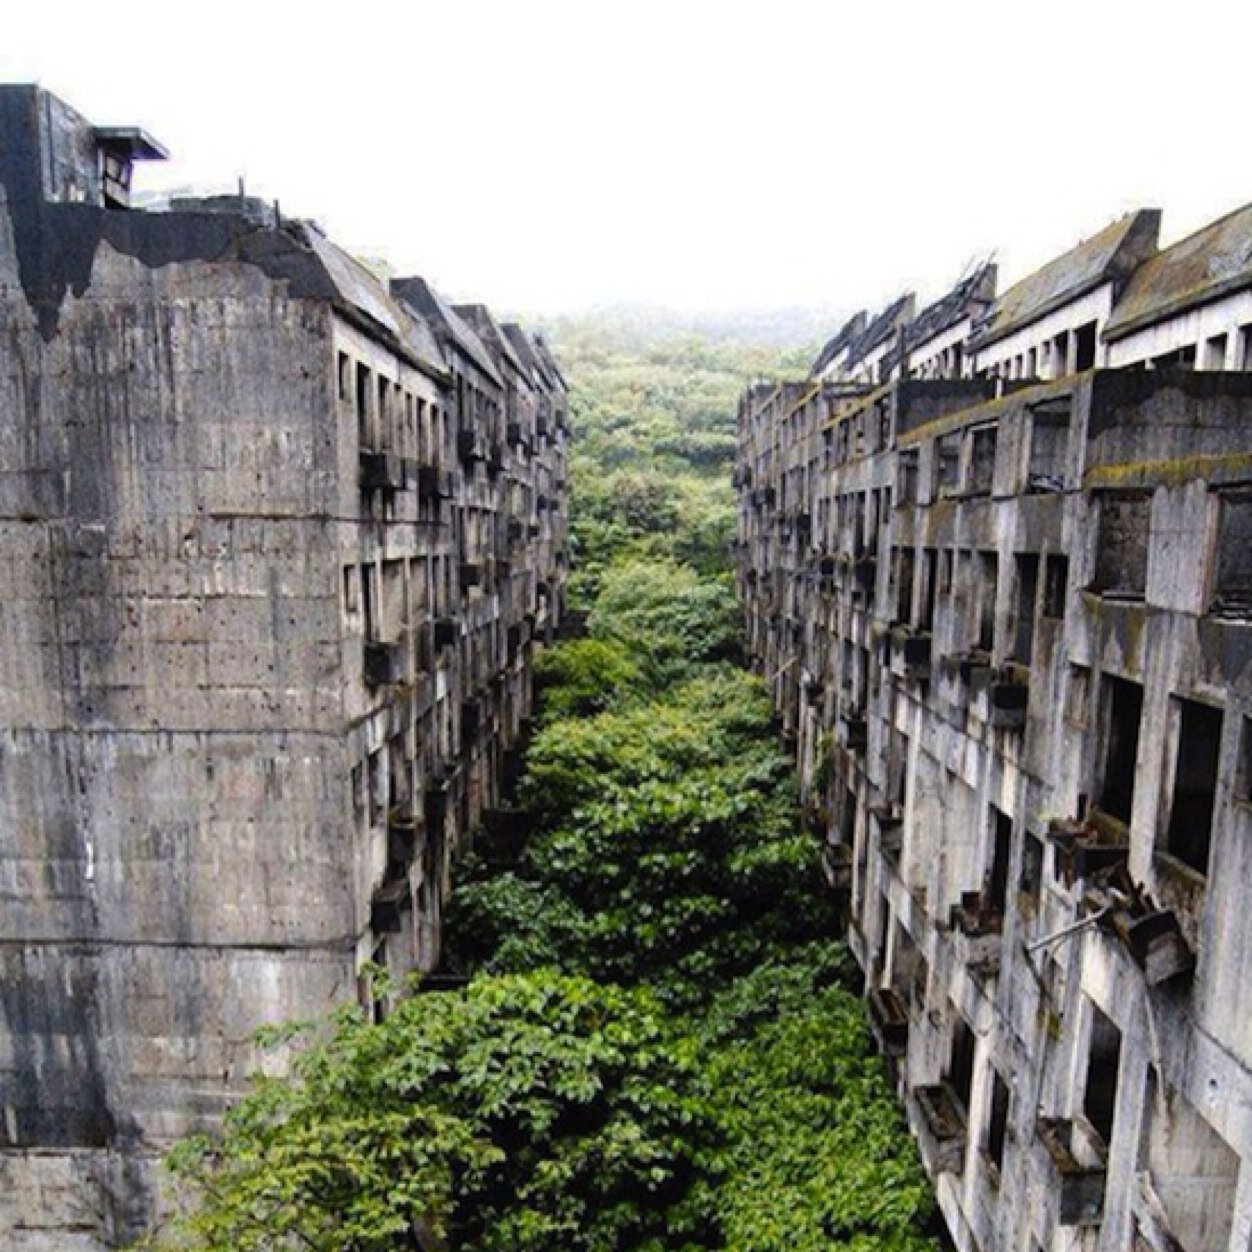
[
  {"x1": 810, "y1": 311, "x2": 867, "y2": 378},
  {"x1": 455, "y1": 303, "x2": 528, "y2": 380},
  {"x1": 503, "y1": 323, "x2": 562, "y2": 394},
  {"x1": 972, "y1": 209, "x2": 1161, "y2": 350},
  {"x1": 93, "y1": 125, "x2": 168, "y2": 161},
  {"x1": 1102, "y1": 201, "x2": 1252, "y2": 343},
  {"x1": 845, "y1": 292, "x2": 915, "y2": 367},
  {"x1": 300, "y1": 228, "x2": 444, "y2": 375},
  {"x1": 905, "y1": 261, "x2": 997, "y2": 353},
  {"x1": 391, "y1": 276, "x2": 503, "y2": 386}
]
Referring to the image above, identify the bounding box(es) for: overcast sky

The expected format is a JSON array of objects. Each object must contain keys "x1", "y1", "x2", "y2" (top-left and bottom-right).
[{"x1": 4, "y1": 0, "x2": 1250, "y2": 317}]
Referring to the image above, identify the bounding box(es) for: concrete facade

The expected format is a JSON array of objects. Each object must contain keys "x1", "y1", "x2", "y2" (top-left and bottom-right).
[
  {"x1": 0, "y1": 86, "x2": 568, "y2": 1249},
  {"x1": 735, "y1": 205, "x2": 1252, "y2": 1252}
]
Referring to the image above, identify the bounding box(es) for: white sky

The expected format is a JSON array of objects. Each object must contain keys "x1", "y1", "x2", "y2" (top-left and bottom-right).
[{"x1": 4, "y1": 0, "x2": 1250, "y2": 317}]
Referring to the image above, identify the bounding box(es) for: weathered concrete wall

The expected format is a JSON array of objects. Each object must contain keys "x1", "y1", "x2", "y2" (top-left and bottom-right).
[
  {"x1": 736, "y1": 365, "x2": 1252, "y2": 1252},
  {"x1": 0, "y1": 90, "x2": 568, "y2": 1248}
]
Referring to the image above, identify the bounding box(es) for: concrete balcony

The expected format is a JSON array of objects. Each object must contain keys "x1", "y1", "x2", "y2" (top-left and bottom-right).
[
  {"x1": 867, "y1": 986, "x2": 909, "y2": 1056},
  {"x1": 1037, "y1": 1115, "x2": 1108, "y2": 1227},
  {"x1": 415, "y1": 463, "x2": 454, "y2": 500},
  {"x1": 434, "y1": 617, "x2": 460, "y2": 649},
  {"x1": 359, "y1": 448, "x2": 406, "y2": 491},
  {"x1": 364, "y1": 640, "x2": 405, "y2": 688},
  {"x1": 913, "y1": 1082, "x2": 967, "y2": 1175},
  {"x1": 989, "y1": 664, "x2": 1030, "y2": 729},
  {"x1": 839, "y1": 707, "x2": 868, "y2": 750},
  {"x1": 387, "y1": 806, "x2": 421, "y2": 865},
  {"x1": 949, "y1": 890, "x2": 1003, "y2": 975},
  {"x1": 370, "y1": 879, "x2": 410, "y2": 934}
]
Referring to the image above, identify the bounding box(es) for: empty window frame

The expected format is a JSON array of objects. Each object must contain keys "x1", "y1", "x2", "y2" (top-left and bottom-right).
[
  {"x1": 1074, "y1": 320, "x2": 1098, "y2": 372},
  {"x1": 890, "y1": 731, "x2": 910, "y2": 809},
  {"x1": 1203, "y1": 333, "x2": 1229, "y2": 370},
  {"x1": 1211, "y1": 492, "x2": 1252, "y2": 612},
  {"x1": 936, "y1": 433, "x2": 961, "y2": 496},
  {"x1": 894, "y1": 545, "x2": 916, "y2": 624},
  {"x1": 1050, "y1": 330, "x2": 1071, "y2": 378},
  {"x1": 1066, "y1": 664, "x2": 1092, "y2": 728},
  {"x1": 1014, "y1": 553, "x2": 1040, "y2": 663},
  {"x1": 1093, "y1": 494, "x2": 1150, "y2": 599},
  {"x1": 1027, "y1": 401, "x2": 1071, "y2": 490},
  {"x1": 1097, "y1": 675, "x2": 1144, "y2": 826},
  {"x1": 342, "y1": 564, "x2": 360, "y2": 618},
  {"x1": 921, "y1": 547, "x2": 939, "y2": 633},
  {"x1": 969, "y1": 423, "x2": 997, "y2": 495},
  {"x1": 355, "y1": 362, "x2": 373, "y2": 447},
  {"x1": 949, "y1": 1012, "x2": 976, "y2": 1115},
  {"x1": 977, "y1": 551, "x2": 999, "y2": 652},
  {"x1": 1083, "y1": 1002, "x2": 1122, "y2": 1145},
  {"x1": 897, "y1": 448, "x2": 919, "y2": 506},
  {"x1": 361, "y1": 561, "x2": 378, "y2": 642},
  {"x1": 1164, "y1": 697, "x2": 1223, "y2": 876},
  {"x1": 1043, "y1": 554, "x2": 1069, "y2": 619},
  {"x1": 986, "y1": 808, "x2": 1013, "y2": 916},
  {"x1": 1019, "y1": 830, "x2": 1044, "y2": 899},
  {"x1": 875, "y1": 396, "x2": 892, "y2": 451},
  {"x1": 986, "y1": 1069, "x2": 1011, "y2": 1174}
]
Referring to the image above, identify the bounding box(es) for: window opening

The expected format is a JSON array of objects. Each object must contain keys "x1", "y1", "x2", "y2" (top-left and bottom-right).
[
  {"x1": 1211, "y1": 492, "x2": 1252, "y2": 616},
  {"x1": 978, "y1": 551, "x2": 998, "y2": 652},
  {"x1": 1204, "y1": 333, "x2": 1228, "y2": 370},
  {"x1": 1043, "y1": 554, "x2": 1069, "y2": 619},
  {"x1": 1083, "y1": 1002, "x2": 1122, "y2": 1145},
  {"x1": 1165, "y1": 698, "x2": 1223, "y2": 875},
  {"x1": 987, "y1": 1070, "x2": 1011, "y2": 1173},
  {"x1": 970, "y1": 424, "x2": 997, "y2": 495},
  {"x1": 949, "y1": 1013, "x2": 976, "y2": 1115},
  {"x1": 1014, "y1": 553, "x2": 1039, "y2": 664},
  {"x1": 987, "y1": 808, "x2": 1013, "y2": 916},
  {"x1": 1074, "y1": 321, "x2": 1098, "y2": 371},
  {"x1": 1093, "y1": 494, "x2": 1150, "y2": 599},
  {"x1": 1098, "y1": 675, "x2": 1143, "y2": 826}
]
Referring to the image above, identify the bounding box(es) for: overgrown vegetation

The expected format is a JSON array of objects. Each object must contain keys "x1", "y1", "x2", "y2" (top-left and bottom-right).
[
  {"x1": 148, "y1": 319, "x2": 937, "y2": 1252},
  {"x1": 550, "y1": 321, "x2": 808, "y2": 598}
]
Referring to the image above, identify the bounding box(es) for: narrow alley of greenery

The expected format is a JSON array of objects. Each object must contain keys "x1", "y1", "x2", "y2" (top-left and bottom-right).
[{"x1": 149, "y1": 322, "x2": 938, "y2": 1252}]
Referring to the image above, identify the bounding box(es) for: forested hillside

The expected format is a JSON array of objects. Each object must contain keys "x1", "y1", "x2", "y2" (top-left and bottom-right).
[{"x1": 149, "y1": 318, "x2": 938, "y2": 1252}]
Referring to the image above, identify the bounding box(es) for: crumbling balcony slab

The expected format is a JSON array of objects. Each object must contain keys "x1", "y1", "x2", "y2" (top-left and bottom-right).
[
  {"x1": 867, "y1": 986, "x2": 910, "y2": 1056},
  {"x1": 370, "y1": 879, "x2": 410, "y2": 934},
  {"x1": 364, "y1": 640, "x2": 405, "y2": 687},
  {"x1": 1038, "y1": 1115, "x2": 1108, "y2": 1226},
  {"x1": 949, "y1": 890, "x2": 1004, "y2": 975},
  {"x1": 359, "y1": 448, "x2": 406, "y2": 491},
  {"x1": 387, "y1": 807, "x2": 422, "y2": 865},
  {"x1": 913, "y1": 1082, "x2": 967, "y2": 1175}
]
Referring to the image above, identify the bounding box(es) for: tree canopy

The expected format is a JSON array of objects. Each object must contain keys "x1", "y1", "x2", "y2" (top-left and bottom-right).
[{"x1": 147, "y1": 314, "x2": 937, "y2": 1252}]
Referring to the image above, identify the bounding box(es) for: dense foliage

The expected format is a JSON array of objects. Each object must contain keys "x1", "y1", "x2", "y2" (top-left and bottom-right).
[
  {"x1": 156, "y1": 975, "x2": 717, "y2": 1252},
  {"x1": 547, "y1": 323, "x2": 807, "y2": 597},
  {"x1": 148, "y1": 316, "x2": 936, "y2": 1252}
]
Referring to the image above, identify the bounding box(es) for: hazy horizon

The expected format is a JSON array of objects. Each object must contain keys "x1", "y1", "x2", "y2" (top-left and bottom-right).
[{"x1": 5, "y1": 0, "x2": 1249, "y2": 321}]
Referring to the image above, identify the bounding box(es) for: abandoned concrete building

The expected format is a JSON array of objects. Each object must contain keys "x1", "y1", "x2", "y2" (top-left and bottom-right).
[
  {"x1": 0, "y1": 85, "x2": 568, "y2": 1249},
  {"x1": 736, "y1": 204, "x2": 1252, "y2": 1252}
]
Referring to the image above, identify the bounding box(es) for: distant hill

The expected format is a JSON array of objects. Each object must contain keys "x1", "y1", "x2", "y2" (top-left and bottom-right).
[{"x1": 528, "y1": 302, "x2": 844, "y2": 353}]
